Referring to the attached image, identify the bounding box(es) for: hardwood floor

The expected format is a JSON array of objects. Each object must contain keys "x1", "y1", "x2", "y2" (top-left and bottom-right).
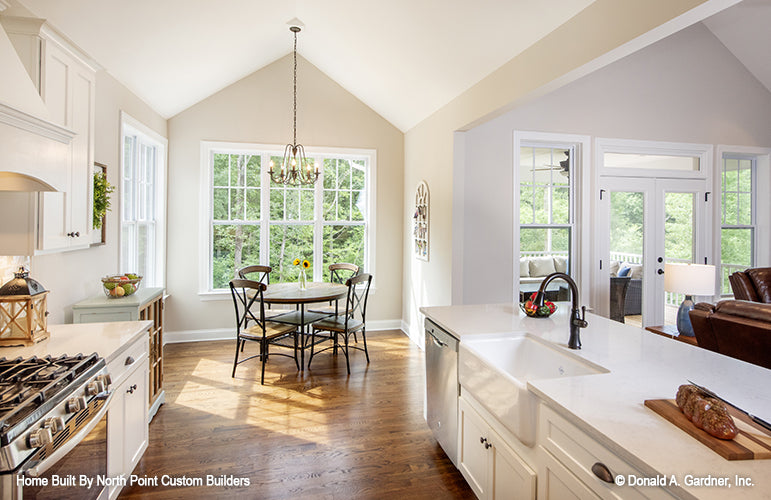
[{"x1": 120, "y1": 330, "x2": 473, "y2": 499}]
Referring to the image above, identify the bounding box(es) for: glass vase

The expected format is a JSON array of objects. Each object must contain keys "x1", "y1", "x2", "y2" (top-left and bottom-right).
[{"x1": 299, "y1": 268, "x2": 307, "y2": 290}]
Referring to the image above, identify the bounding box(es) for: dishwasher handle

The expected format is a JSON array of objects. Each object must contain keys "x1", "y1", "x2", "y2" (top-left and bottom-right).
[{"x1": 427, "y1": 330, "x2": 449, "y2": 348}]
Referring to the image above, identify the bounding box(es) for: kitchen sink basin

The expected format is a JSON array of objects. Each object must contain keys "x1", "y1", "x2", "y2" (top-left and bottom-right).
[{"x1": 458, "y1": 333, "x2": 608, "y2": 447}]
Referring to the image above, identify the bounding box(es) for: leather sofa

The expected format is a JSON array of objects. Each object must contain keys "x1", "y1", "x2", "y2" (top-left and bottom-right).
[
  {"x1": 729, "y1": 267, "x2": 771, "y2": 303},
  {"x1": 689, "y1": 300, "x2": 771, "y2": 370}
]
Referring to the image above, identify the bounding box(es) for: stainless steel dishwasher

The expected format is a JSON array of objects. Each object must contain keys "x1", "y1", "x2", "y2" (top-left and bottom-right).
[{"x1": 424, "y1": 318, "x2": 459, "y2": 466}]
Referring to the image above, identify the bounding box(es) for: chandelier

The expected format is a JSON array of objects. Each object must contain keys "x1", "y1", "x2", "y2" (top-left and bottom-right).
[{"x1": 269, "y1": 25, "x2": 319, "y2": 186}]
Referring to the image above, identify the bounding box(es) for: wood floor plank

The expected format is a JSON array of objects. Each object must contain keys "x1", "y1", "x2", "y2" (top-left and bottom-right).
[{"x1": 119, "y1": 330, "x2": 473, "y2": 499}]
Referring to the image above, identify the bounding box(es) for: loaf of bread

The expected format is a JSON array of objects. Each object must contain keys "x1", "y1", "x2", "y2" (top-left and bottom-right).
[{"x1": 675, "y1": 384, "x2": 738, "y2": 440}]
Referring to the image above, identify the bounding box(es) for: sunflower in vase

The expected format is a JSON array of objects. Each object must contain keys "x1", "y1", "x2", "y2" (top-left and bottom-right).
[
  {"x1": 520, "y1": 292, "x2": 557, "y2": 317},
  {"x1": 293, "y1": 258, "x2": 310, "y2": 289}
]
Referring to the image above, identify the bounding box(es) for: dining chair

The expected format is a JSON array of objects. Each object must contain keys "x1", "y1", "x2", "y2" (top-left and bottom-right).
[
  {"x1": 309, "y1": 263, "x2": 360, "y2": 316},
  {"x1": 237, "y1": 265, "x2": 288, "y2": 318},
  {"x1": 308, "y1": 273, "x2": 372, "y2": 374},
  {"x1": 237, "y1": 265, "x2": 272, "y2": 283},
  {"x1": 229, "y1": 278, "x2": 298, "y2": 384}
]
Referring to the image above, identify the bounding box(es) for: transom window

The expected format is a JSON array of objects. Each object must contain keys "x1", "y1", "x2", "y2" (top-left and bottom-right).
[
  {"x1": 720, "y1": 155, "x2": 755, "y2": 295},
  {"x1": 202, "y1": 142, "x2": 374, "y2": 293}
]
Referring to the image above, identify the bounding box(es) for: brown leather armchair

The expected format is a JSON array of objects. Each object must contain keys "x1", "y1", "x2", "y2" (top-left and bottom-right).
[
  {"x1": 689, "y1": 300, "x2": 771, "y2": 370},
  {"x1": 729, "y1": 267, "x2": 771, "y2": 302}
]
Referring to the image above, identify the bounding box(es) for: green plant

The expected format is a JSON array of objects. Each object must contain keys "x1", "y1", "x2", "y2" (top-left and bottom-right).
[{"x1": 93, "y1": 170, "x2": 115, "y2": 229}]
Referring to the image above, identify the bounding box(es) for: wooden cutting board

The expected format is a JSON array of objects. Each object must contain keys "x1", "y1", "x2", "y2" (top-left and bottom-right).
[{"x1": 645, "y1": 399, "x2": 771, "y2": 460}]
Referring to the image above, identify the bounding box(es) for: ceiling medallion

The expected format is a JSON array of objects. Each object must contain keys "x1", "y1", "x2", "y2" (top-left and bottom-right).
[{"x1": 269, "y1": 25, "x2": 319, "y2": 186}]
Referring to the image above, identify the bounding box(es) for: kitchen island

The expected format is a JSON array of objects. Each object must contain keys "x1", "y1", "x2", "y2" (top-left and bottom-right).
[{"x1": 421, "y1": 303, "x2": 771, "y2": 500}]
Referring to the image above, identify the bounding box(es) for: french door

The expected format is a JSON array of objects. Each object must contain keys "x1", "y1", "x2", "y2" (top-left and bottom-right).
[{"x1": 596, "y1": 177, "x2": 709, "y2": 326}]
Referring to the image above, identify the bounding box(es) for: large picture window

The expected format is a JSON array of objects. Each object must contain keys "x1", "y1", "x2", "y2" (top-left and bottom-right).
[
  {"x1": 202, "y1": 143, "x2": 374, "y2": 293},
  {"x1": 120, "y1": 114, "x2": 167, "y2": 288},
  {"x1": 720, "y1": 155, "x2": 755, "y2": 295}
]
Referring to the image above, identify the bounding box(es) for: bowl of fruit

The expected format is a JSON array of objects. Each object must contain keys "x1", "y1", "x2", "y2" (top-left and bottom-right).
[
  {"x1": 102, "y1": 274, "x2": 142, "y2": 298},
  {"x1": 520, "y1": 292, "x2": 557, "y2": 318}
]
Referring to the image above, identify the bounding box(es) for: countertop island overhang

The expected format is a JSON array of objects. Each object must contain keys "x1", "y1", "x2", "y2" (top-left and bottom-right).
[{"x1": 420, "y1": 303, "x2": 771, "y2": 500}]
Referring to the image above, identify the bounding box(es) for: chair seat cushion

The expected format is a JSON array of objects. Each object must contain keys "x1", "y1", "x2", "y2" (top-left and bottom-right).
[
  {"x1": 243, "y1": 321, "x2": 296, "y2": 339},
  {"x1": 313, "y1": 317, "x2": 364, "y2": 333}
]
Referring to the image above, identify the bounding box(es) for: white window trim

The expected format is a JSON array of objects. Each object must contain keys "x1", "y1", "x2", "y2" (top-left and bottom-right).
[
  {"x1": 595, "y1": 137, "x2": 712, "y2": 180},
  {"x1": 198, "y1": 141, "x2": 377, "y2": 300},
  {"x1": 513, "y1": 130, "x2": 591, "y2": 304},
  {"x1": 119, "y1": 111, "x2": 168, "y2": 288}
]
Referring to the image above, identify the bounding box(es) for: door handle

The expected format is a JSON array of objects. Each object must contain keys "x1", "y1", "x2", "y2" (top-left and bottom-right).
[
  {"x1": 657, "y1": 269, "x2": 664, "y2": 275},
  {"x1": 428, "y1": 331, "x2": 447, "y2": 348}
]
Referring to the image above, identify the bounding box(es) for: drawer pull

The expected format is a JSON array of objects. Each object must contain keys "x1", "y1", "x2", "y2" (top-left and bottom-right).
[
  {"x1": 125, "y1": 356, "x2": 135, "y2": 366},
  {"x1": 127, "y1": 384, "x2": 138, "y2": 394},
  {"x1": 591, "y1": 462, "x2": 614, "y2": 483}
]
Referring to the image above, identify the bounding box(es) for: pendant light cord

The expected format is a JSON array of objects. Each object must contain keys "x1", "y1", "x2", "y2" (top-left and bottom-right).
[{"x1": 293, "y1": 28, "x2": 298, "y2": 146}]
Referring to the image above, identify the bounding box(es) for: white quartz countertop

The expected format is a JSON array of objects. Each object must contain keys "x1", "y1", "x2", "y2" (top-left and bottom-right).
[
  {"x1": 0, "y1": 321, "x2": 152, "y2": 364},
  {"x1": 421, "y1": 303, "x2": 771, "y2": 500}
]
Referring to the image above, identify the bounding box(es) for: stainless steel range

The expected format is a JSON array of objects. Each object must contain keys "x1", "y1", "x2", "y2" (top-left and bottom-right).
[{"x1": 0, "y1": 353, "x2": 113, "y2": 499}]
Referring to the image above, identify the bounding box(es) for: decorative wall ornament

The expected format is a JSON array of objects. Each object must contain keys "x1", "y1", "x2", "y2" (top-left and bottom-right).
[{"x1": 413, "y1": 181, "x2": 429, "y2": 261}]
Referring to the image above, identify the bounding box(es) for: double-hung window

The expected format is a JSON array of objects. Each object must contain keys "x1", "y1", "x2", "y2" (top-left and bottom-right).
[
  {"x1": 202, "y1": 142, "x2": 374, "y2": 293},
  {"x1": 720, "y1": 155, "x2": 755, "y2": 295},
  {"x1": 519, "y1": 145, "x2": 574, "y2": 277},
  {"x1": 120, "y1": 113, "x2": 167, "y2": 287}
]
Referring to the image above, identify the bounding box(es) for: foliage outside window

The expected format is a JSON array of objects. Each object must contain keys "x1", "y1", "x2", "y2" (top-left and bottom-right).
[
  {"x1": 93, "y1": 169, "x2": 114, "y2": 229},
  {"x1": 720, "y1": 156, "x2": 755, "y2": 295},
  {"x1": 207, "y1": 145, "x2": 371, "y2": 291},
  {"x1": 519, "y1": 146, "x2": 573, "y2": 274}
]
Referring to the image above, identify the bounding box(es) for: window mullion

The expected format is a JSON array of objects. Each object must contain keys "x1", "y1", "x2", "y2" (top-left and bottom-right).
[{"x1": 313, "y1": 157, "x2": 324, "y2": 281}]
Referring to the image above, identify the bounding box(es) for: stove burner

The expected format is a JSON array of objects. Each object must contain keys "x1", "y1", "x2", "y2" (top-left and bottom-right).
[{"x1": 0, "y1": 353, "x2": 104, "y2": 447}]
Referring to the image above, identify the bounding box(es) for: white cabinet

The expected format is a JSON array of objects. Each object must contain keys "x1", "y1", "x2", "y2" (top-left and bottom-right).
[
  {"x1": 458, "y1": 396, "x2": 536, "y2": 500},
  {"x1": 106, "y1": 333, "x2": 149, "y2": 499},
  {"x1": 537, "y1": 403, "x2": 678, "y2": 500},
  {"x1": 0, "y1": 16, "x2": 97, "y2": 253}
]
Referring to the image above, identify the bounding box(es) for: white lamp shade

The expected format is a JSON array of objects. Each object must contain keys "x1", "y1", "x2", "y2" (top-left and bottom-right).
[{"x1": 664, "y1": 263, "x2": 715, "y2": 295}]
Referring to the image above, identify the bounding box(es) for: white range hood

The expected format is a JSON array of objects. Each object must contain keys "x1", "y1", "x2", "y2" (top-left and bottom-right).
[{"x1": 0, "y1": 16, "x2": 73, "y2": 192}]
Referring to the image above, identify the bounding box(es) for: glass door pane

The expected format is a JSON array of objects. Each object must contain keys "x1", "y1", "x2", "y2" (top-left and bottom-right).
[
  {"x1": 609, "y1": 191, "x2": 645, "y2": 325},
  {"x1": 663, "y1": 192, "x2": 696, "y2": 325}
]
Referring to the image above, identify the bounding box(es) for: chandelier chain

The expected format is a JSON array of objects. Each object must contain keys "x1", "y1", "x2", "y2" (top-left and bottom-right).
[{"x1": 293, "y1": 28, "x2": 297, "y2": 146}]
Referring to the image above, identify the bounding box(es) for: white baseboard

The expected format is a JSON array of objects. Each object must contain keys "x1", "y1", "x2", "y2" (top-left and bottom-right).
[{"x1": 165, "y1": 318, "x2": 404, "y2": 344}]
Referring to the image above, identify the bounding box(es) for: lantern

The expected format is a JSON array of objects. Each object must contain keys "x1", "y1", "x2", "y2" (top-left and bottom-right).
[{"x1": 0, "y1": 267, "x2": 49, "y2": 347}]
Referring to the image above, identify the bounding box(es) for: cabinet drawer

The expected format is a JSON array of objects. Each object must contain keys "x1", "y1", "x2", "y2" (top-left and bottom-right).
[
  {"x1": 539, "y1": 404, "x2": 677, "y2": 500},
  {"x1": 75, "y1": 311, "x2": 134, "y2": 323},
  {"x1": 107, "y1": 336, "x2": 148, "y2": 387}
]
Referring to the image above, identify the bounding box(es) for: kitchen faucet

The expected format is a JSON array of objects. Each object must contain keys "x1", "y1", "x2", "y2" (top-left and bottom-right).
[{"x1": 533, "y1": 272, "x2": 587, "y2": 349}]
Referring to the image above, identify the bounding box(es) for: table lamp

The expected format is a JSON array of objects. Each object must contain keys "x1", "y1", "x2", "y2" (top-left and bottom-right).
[{"x1": 664, "y1": 263, "x2": 715, "y2": 337}]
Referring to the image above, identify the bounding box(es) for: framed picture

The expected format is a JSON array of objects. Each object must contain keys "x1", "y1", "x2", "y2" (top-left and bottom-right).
[{"x1": 91, "y1": 162, "x2": 108, "y2": 246}]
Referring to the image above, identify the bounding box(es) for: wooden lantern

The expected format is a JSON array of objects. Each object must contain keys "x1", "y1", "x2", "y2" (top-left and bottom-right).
[{"x1": 0, "y1": 267, "x2": 50, "y2": 347}]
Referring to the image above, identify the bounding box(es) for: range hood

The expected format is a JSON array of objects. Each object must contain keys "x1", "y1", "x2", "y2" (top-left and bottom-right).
[{"x1": 0, "y1": 15, "x2": 73, "y2": 192}]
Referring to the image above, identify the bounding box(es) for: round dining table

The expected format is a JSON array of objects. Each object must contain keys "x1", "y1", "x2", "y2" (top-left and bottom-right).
[{"x1": 261, "y1": 282, "x2": 348, "y2": 369}]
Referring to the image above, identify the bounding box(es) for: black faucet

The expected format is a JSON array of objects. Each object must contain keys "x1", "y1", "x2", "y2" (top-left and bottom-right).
[{"x1": 532, "y1": 272, "x2": 588, "y2": 349}]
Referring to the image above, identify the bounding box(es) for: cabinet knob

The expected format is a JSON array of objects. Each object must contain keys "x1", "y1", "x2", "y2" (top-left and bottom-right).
[
  {"x1": 125, "y1": 356, "x2": 135, "y2": 366},
  {"x1": 126, "y1": 384, "x2": 138, "y2": 394},
  {"x1": 591, "y1": 462, "x2": 614, "y2": 483},
  {"x1": 67, "y1": 231, "x2": 80, "y2": 237},
  {"x1": 480, "y1": 437, "x2": 486, "y2": 444}
]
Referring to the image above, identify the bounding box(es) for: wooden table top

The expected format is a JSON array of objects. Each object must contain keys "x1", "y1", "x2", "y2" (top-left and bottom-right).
[
  {"x1": 645, "y1": 324, "x2": 699, "y2": 346},
  {"x1": 262, "y1": 282, "x2": 348, "y2": 304}
]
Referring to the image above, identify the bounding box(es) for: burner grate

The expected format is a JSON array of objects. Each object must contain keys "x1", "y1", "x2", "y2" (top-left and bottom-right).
[{"x1": 0, "y1": 353, "x2": 103, "y2": 447}]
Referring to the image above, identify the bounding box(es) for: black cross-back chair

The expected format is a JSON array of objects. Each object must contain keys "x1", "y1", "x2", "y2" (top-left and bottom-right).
[
  {"x1": 309, "y1": 263, "x2": 360, "y2": 316},
  {"x1": 308, "y1": 273, "x2": 372, "y2": 374},
  {"x1": 229, "y1": 278, "x2": 298, "y2": 384}
]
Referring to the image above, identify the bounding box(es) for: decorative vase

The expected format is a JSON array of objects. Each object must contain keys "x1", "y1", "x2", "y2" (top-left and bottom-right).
[{"x1": 299, "y1": 268, "x2": 307, "y2": 290}]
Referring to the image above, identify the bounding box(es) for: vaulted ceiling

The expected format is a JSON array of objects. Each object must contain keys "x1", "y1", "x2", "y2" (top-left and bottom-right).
[{"x1": 9, "y1": 0, "x2": 770, "y2": 132}]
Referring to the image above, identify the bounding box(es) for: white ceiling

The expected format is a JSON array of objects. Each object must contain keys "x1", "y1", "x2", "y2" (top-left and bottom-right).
[
  {"x1": 14, "y1": 0, "x2": 595, "y2": 131},
  {"x1": 702, "y1": 0, "x2": 771, "y2": 95}
]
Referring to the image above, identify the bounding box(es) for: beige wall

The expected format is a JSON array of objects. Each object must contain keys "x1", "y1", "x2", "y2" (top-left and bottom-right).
[
  {"x1": 401, "y1": 0, "x2": 721, "y2": 341},
  {"x1": 165, "y1": 54, "x2": 404, "y2": 337},
  {"x1": 30, "y1": 71, "x2": 167, "y2": 323}
]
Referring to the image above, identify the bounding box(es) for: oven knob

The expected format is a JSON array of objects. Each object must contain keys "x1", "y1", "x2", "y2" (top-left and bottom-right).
[
  {"x1": 43, "y1": 417, "x2": 66, "y2": 434},
  {"x1": 27, "y1": 428, "x2": 53, "y2": 449},
  {"x1": 98, "y1": 373, "x2": 113, "y2": 388},
  {"x1": 86, "y1": 380, "x2": 105, "y2": 396},
  {"x1": 66, "y1": 396, "x2": 87, "y2": 413}
]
